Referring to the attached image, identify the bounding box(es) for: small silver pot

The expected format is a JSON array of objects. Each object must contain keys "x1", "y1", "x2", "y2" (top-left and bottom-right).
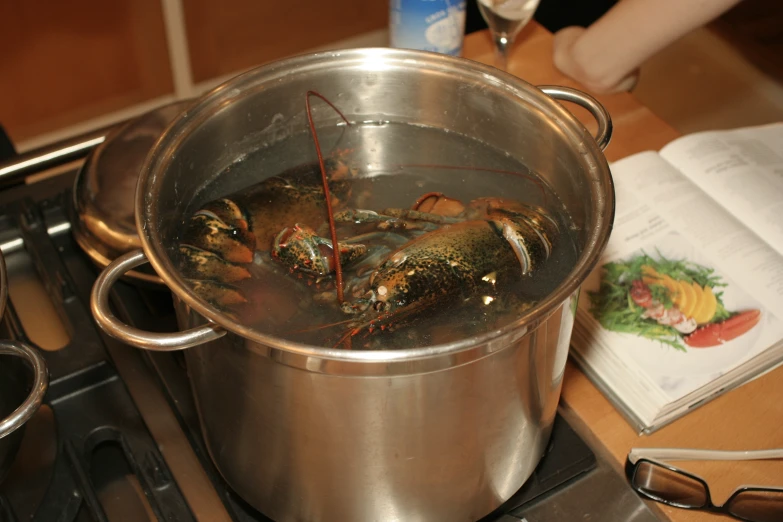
[
  {"x1": 0, "y1": 251, "x2": 49, "y2": 483},
  {"x1": 90, "y1": 48, "x2": 614, "y2": 521}
]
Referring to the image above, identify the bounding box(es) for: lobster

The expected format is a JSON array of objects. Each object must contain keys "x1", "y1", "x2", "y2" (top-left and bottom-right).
[
  {"x1": 273, "y1": 193, "x2": 558, "y2": 348},
  {"x1": 176, "y1": 91, "x2": 559, "y2": 348},
  {"x1": 177, "y1": 157, "x2": 360, "y2": 308},
  {"x1": 684, "y1": 309, "x2": 761, "y2": 348}
]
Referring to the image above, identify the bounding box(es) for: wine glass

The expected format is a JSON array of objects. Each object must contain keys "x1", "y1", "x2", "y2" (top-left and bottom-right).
[{"x1": 477, "y1": 0, "x2": 541, "y2": 71}]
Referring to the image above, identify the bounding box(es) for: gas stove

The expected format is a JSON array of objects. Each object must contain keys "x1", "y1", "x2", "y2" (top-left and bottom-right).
[{"x1": 0, "y1": 144, "x2": 662, "y2": 522}]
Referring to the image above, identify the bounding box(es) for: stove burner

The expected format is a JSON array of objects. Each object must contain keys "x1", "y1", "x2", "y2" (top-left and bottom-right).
[
  {"x1": 0, "y1": 173, "x2": 600, "y2": 522},
  {"x1": 0, "y1": 194, "x2": 194, "y2": 521}
]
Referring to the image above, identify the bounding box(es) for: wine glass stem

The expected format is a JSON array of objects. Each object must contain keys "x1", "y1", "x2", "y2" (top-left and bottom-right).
[{"x1": 492, "y1": 33, "x2": 511, "y2": 71}]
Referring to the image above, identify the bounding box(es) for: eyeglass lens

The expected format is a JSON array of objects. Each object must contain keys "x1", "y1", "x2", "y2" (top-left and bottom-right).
[
  {"x1": 633, "y1": 461, "x2": 708, "y2": 508},
  {"x1": 633, "y1": 460, "x2": 783, "y2": 521},
  {"x1": 727, "y1": 489, "x2": 783, "y2": 522}
]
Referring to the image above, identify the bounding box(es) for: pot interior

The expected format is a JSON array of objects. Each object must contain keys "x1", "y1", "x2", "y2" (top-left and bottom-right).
[{"x1": 138, "y1": 48, "x2": 613, "y2": 354}]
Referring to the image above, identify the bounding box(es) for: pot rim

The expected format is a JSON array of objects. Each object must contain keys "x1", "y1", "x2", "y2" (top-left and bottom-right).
[{"x1": 135, "y1": 47, "x2": 615, "y2": 362}]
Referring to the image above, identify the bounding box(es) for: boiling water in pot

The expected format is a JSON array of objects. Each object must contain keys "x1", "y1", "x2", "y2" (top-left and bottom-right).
[{"x1": 175, "y1": 121, "x2": 579, "y2": 350}]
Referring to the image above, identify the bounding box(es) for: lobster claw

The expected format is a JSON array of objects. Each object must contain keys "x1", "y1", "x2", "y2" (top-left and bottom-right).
[
  {"x1": 272, "y1": 224, "x2": 367, "y2": 277},
  {"x1": 684, "y1": 309, "x2": 761, "y2": 348},
  {"x1": 182, "y1": 199, "x2": 256, "y2": 263},
  {"x1": 488, "y1": 205, "x2": 558, "y2": 276},
  {"x1": 178, "y1": 245, "x2": 252, "y2": 283},
  {"x1": 186, "y1": 279, "x2": 247, "y2": 307},
  {"x1": 177, "y1": 198, "x2": 256, "y2": 308}
]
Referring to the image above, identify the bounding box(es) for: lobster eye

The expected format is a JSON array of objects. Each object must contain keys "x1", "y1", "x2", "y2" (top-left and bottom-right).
[{"x1": 373, "y1": 301, "x2": 386, "y2": 312}]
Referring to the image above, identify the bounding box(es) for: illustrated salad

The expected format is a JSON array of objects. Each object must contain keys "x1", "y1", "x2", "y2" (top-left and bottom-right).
[{"x1": 588, "y1": 252, "x2": 761, "y2": 351}]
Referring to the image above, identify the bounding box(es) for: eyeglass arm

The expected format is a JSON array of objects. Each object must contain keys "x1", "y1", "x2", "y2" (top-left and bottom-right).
[{"x1": 628, "y1": 447, "x2": 783, "y2": 465}]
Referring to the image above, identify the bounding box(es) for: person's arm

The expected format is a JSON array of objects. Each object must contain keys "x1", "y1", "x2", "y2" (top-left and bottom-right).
[{"x1": 552, "y1": 0, "x2": 744, "y2": 93}]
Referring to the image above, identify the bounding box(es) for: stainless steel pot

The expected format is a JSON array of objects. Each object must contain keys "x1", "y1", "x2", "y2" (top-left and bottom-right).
[
  {"x1": 0, "y1": 251, "x2": 49, "y2": 483},
  {"x1": 90, "y1": 48, "x2": 614, "y2": 521}
]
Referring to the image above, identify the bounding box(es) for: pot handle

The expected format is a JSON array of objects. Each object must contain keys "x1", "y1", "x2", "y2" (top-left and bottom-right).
[
  {"x1": 91, "y1": 249, "x2": 225, "y2": 351},
  {"x1": 0, "y1": 341, "x2": 48, "y2": 439},
  {"x1": 538, "y1": 86, "x2": 613, "y2": 152}
]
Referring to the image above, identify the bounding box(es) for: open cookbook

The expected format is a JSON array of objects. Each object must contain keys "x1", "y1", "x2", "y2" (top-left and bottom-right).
[{"x1": 570, "y1": 122, "x2": 783, "y2": 434}]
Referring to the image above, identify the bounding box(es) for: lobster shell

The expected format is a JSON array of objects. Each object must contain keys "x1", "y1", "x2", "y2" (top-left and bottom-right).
[{"x1": 684, "y1": 309, "x2": 761, "y2": 348}]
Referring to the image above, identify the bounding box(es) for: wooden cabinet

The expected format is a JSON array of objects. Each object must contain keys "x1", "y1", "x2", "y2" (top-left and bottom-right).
[
  {"x1": 0, "y1": 0, "x2": 173, "y2": 144},
  {"x1": 184, "y1": 0, "x2": 388, "y2": 83},
  {"x1": 0, "y1": 0, "x2": 388, "y2": 148}
]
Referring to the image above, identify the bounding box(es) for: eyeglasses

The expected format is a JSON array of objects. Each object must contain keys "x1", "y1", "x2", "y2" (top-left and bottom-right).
[{"x1": 626, "y1": 447, "x2": 783, "y2": 522}]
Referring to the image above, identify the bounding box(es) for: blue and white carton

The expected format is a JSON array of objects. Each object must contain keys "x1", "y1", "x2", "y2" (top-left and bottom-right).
[{"x1": 389, "y1": 0, "x2": 467, "y2": 56}]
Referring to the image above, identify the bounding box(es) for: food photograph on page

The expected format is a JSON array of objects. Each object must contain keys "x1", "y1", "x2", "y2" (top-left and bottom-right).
[
  {"x1": 589, "y1": 251, "x2": 754, "y2": 351},
  {"x1": 578, "y1": 230, "x2": 783, "y2": 394}
]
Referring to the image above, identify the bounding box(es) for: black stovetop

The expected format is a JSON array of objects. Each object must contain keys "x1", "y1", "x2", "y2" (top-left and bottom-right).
[{"x1": 0, "y1": 170, "x2": 596, "y2": 522}]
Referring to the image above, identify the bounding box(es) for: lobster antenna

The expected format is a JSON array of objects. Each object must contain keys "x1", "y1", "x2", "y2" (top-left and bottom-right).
[{"x1": 306, "y1": 90, "x2": 351, "y2": 304}]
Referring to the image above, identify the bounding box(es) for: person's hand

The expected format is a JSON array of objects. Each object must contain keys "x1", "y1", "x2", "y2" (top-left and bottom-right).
[{"x1": 552, "y1": 26, "x2": 640, "y2": 94}]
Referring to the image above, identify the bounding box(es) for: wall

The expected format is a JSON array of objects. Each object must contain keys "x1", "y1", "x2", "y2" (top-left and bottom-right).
[{"x1": 0, "y1": 0, "x2": 388, "y2": 151}]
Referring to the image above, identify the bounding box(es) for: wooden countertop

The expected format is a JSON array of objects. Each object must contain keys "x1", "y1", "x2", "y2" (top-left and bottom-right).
[{"x1": 462, "y1": 24, "x2": 783, "y2": 522}]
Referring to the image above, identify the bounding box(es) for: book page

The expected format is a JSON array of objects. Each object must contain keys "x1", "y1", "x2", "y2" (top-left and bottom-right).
[
  {"x1": 659, "y1": 123, "x2": 783, "y2": 255},
  {"x1": 576, "y1": 151, "x2": 783, "y2": 403}
]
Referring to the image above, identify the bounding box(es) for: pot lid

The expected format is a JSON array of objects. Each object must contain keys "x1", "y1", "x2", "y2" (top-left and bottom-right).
[{"x1": 72, "y1": 100, "x2": 192, "y2": 286}]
